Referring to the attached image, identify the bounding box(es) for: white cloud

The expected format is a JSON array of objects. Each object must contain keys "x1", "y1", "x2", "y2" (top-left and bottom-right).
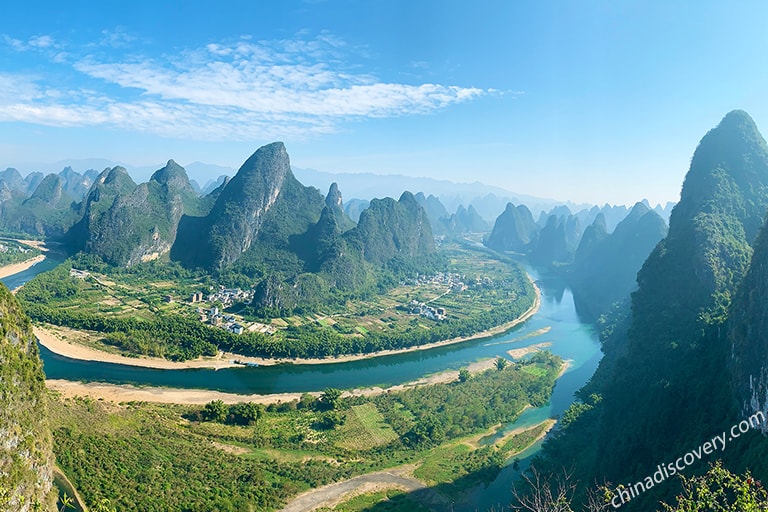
[
  {"x1": 0, "y1": 33, "x2": 491, "y2": 140},
  {"x1": 28, "y1": 35, "x2": 55, "y2": 48}
]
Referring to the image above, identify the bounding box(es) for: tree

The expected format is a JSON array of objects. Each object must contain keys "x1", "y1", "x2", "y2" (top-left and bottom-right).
[
  {"x1": 458, "y1": 368, "x2": 471, "y2": 383},
  {"x1": 298, "y1": 392, "x2": 317, "y2": 410},
  {"x1": 496, "y1": 357, "x2": 509, "y2": 371},
  {"x1": 202, "y1": 399, "x2": 228, "y2": 422},
  {"x1": 320, "y1": 388, "x2": 343, "y2": 410},
  {"x1": 231, "y1": 402, "x2": 263, "y2": 425},
  {"x1": 661, "y1": 461, "x2": 768, "y2": 511},
  {"x1": 93, "y1": 498, "x2": 117, "y2": 512},
  {"x1": 511, "y1": 467, "x2": 611, "y2": 512}
]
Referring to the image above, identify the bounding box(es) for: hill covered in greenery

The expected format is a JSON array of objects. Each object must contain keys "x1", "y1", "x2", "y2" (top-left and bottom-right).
[
  {"x1": 0, "y1": 284, "x2": 55, "y2": 511},
  {"x1": 568, "y1": 202, "x2": 668, "y2": 319},
  {"x1": 69, "y1": 160, "x2": 205, "y2": 266},
  {"x1": 532, "y1": 110, "x2": 768, "y2": 510}
]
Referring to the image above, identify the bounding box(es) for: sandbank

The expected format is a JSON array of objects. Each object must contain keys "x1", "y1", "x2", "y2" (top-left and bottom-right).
[{"x1": 0, "y1": 254, "x2": 45, "y2": 279}]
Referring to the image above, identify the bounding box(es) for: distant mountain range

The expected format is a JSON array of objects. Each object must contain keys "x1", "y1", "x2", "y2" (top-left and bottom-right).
[{"x1": 3, "y1": 159, "x2": 675, "y2": 226}]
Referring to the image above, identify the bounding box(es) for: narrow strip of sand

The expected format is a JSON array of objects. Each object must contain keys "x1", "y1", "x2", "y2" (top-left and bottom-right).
[
  {"x1": 34, "y1": 325, "x2": 242, "y2": 370},
  {"x1": 36, "y1": 277, "x2": 542, "y2": 370},
  {"x1": 0, "y1": 254, "x2": 45, "y2": 279},
  {"x1": 46, "y1": 358, "x2": 568, "y2": 407}
]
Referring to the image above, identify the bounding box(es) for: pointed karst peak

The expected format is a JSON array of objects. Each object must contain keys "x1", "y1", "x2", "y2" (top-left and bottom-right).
[
  {"x1": 677, "y1": 109, "x2": 768, "y2": 240},
  {"x1": 628, "y1": 201, "x2": 651, "y2": 216},
  {"x1": 688, "y1": 110, "x2": 767, "y2": 180},
  {"x1": 326, "y1": 182, "x2": 343, "y2": 208},
  {"x1": 398, "y1": 190, "x2": 417, "y2": 204},
  {"x1": 230, "y1": 142, "x2": 291, "y2": 187},
  {"x1": 719, "y1": 109, "x2": 758, "y2": 131},
  {"x1": 151, "y1": 159, "x2": 192, "y2": 189},
  {"x1": 591, "y1": 212, "x2": 607, "y2": 230}
]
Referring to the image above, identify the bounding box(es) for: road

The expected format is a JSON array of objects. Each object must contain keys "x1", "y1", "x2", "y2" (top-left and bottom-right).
[{"x1": 281, "y1": 468, "x2": 434, "y2": 512}]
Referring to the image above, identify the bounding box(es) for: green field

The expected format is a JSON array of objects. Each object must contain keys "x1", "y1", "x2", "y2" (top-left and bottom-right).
[
  {"x1": 50, "y1": 352, "x2": 563, "y2": 511},
  {"x1": 335, "y1": 404, "x2": 399, "y2": 450}
]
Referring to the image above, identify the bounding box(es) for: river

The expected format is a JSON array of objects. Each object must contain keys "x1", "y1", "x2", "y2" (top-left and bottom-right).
[{"x1": 3, "y1": 257, "x2": 603, "y2": 511}]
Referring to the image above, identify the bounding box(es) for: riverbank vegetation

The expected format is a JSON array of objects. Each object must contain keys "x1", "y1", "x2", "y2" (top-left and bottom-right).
[
  {"x1": 18, "y1": 241, "x2": 536, "y2": 361},
  {"x1": 49, "y1": 351, "x2": 562, "y2": 511},
  {"x1": 0, "y1": 238, "x2": 41, "y2": 266}
]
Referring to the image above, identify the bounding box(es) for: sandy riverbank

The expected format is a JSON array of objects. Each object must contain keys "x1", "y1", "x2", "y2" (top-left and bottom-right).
[
  {"x1": 36, "y1": 277, "x2": 542, "y2": 370},
  {"x1": 45, "y1": 356, "x2": 502, "y2": 405},
  {"x1": 45, "y1": 357, "x2": 569, "y2": 407},
  {"x1": 0, "y1": 254, "x2": 46, "y2": 279},
  {"x1": 34, "y1": 325, "x2": 246, "y2": 370}
]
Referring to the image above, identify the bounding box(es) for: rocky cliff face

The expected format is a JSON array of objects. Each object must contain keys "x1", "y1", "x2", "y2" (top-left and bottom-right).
[
  {"x1": 0, "y1": 285, "x2": 55, "y2": 512},
  {"x1": 172, "y1": 142, "x2": 325, "y2": 271},
  {"x1": 729, "y1": 219, "x2": 768, "y2": 430}
]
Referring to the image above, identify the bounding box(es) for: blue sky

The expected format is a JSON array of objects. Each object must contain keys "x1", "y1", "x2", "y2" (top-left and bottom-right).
[{"x1": 1, "y1": 0, "x2": 768, "y2": 205}]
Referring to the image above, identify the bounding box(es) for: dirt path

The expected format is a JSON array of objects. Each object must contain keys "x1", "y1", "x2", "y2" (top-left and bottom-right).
[{"x1": 281, "y1": 467, "x2": 428, "y2": 512}]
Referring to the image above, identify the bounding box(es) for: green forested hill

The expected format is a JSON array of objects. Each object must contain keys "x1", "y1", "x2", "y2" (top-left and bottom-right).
[
  {"x1": 533, "y1": 110, "x2": 768, "y2": 510},
  {"x1": 72, "y1": 160, "x2": 203, "y2": 266},
  {"x1": 66, "y1": 166, "x2": 138, "y2": 255},
  {"x1": 568, "y1": 202, "x2": 667, "y2": 319},
  {"x1": 485, "y1": 202, "x2": 538, "y2": 253},
  {"x1": 171, "y1": 142, "x2": 326, "y2": 272},
  {"x1": 0, "y1": 284, "x2": 55, "y2": 511}
]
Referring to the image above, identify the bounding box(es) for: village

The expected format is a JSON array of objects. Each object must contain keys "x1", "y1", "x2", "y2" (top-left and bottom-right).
[{"x1": 188, "y1": 286, "x2": 275, "y2": 336}]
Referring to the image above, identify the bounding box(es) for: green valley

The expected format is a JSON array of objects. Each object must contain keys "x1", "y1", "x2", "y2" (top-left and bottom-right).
[
  {"x1": 47, "y1": 351, "x2": 562, "y2": 511},
  {"x1": 18, "y1": 240, "x2": 536, "y2": 362}
]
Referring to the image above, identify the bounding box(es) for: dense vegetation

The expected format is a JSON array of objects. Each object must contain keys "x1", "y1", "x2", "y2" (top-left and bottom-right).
[
  {"x1": 18, "y1": 243, "x2": 535, "y2": 361},
  {"x1": 530, "y1": 110, "x2": 768, "y2": 510},
  {"x1": 0, "y1": 284, "x2": 56, "y2": 511},
  {"x1": 49, "y1": 352, "x2": 562, "y2": 511}
]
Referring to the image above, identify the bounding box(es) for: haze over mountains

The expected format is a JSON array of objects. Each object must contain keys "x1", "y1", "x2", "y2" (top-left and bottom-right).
[{"x1": 1, "y1": 158, "x2": 675, "y2": 229}]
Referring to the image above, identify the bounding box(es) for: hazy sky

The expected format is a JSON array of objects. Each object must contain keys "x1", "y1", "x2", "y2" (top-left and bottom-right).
[{"x1": 2, "y1": 0, "x2": 768, "y2": 205}]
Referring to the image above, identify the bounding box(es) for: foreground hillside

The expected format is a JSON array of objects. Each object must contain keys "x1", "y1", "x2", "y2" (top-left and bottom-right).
[
  {"x1": 532, "y1": 110, "x2": 768, "y2": 509},
  {"x1": 48, "y1": 353, "x2": 562, "y2": 511},
  {"x1": 0, "y1": 284, "x2": 55, "y2": 511}
]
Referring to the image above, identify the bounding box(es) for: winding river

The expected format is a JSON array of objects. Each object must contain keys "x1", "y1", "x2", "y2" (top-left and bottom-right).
[{"x1": 3, "y1": 257, "x2": 603, "y2": 511}]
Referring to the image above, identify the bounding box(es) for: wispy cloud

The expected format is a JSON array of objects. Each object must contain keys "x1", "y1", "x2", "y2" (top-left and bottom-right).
[{"x1": 0, "y1": 32, "x2": 489, "y2": 140}]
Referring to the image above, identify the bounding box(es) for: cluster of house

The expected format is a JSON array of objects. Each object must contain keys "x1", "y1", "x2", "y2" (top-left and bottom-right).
[
  {"x1": 404, "y1": 271, "x2": 468, "y2": 292},
  {"x1": 197, "y1": 306, "x2": 245, "y2": 334},
  {"x1": 409, "y1": 300, "x2": 447, "y2": 321},
  {"x1": 0, "y1": 243, "x2": 31, "y2": 254},
  {"x1": 186, "y1": 286, "x2": 274, "y2": 336},
  {"x1": 69, "y1": 268, "x2": 91, "y2": 279}
]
